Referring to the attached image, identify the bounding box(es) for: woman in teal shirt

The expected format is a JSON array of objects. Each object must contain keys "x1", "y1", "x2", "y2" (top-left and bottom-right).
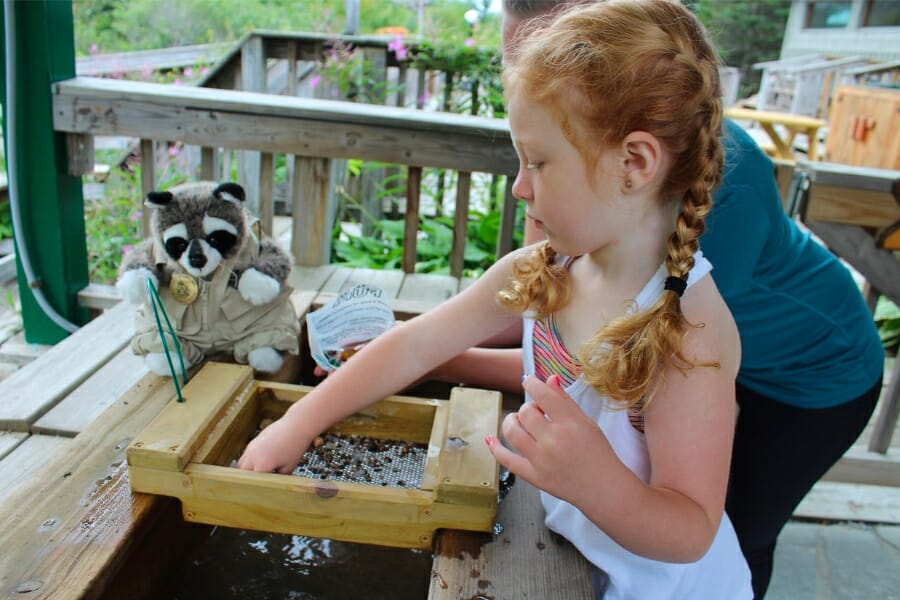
[{"x1": 703, "y1": 120, "x2": 884, "y2": 598}]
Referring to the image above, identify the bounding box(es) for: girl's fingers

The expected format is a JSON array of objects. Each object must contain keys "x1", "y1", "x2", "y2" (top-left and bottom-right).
[
  {"x1": 501, "y1": 412, "x2": 538, "y2": 451},
  {"x1": 516, "y1": 400, "x2": 551, "y2": 434},
  {"x1": 485, "y1": 435, "x2": 534, "y2": 480},
  {"x1": 522, "y1": 374, "x2": 575, "y2": 420}
]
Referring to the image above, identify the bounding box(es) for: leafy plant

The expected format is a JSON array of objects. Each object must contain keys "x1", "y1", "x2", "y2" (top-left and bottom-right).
[
  {"x1": 84, "y1": 169, "x2": 145, "y2": 284},
  {"x1": 875, "y1": 296, "x2": 900, "y2": 354},
  {"x1": 0, "y1": 199, "x2": 12, "y2": 241}
]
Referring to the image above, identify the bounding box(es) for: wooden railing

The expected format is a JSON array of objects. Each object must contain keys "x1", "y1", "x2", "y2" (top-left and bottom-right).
[{"x1": 52, "y1": 76, "x2": 518, "y2": 277}]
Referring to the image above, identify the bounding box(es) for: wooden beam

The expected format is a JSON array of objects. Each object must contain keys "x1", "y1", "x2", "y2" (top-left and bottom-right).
[
  {"x1": 53, "y1": 77, "x2": 517, "y2": 175},
  {"x1": 804, "y1": 221, "x2": 900, "y2": 307}
]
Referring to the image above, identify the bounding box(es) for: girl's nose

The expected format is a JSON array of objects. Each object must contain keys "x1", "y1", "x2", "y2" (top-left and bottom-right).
[{"x1": 511, "y1": 169, "x2": 532, "y2": 203}]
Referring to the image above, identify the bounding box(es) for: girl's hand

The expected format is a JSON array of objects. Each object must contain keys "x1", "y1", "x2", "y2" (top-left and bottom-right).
[
  {"x1": 486, "y1": 374, "x2": 615, "y2": 506},
  {"x1": 237, "y1": 412, "x2": 315, "y2": 474}
]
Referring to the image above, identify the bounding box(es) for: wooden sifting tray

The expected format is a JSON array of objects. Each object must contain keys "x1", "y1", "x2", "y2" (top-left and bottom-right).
[{"x1": 126, "y1": 362, "x2": 502, "y2": 549}]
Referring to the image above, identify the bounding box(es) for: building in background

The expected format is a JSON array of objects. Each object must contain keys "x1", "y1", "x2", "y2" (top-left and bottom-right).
[{"x1": 780, "y1": 0, "x2": 900, "y2": 62}]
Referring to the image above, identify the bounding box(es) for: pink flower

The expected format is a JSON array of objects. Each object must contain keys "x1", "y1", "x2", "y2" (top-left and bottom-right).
[
  {"x1": 168, "y1": 145, "x2": 180, "y2": 157},
  {"x1": 173, "y1": 78, "x2": 183, "y2": 86},
  {"x1": 309, "y1": 74, "x2": 322, "y2": 89},
  {"x1": 129, "y1": 210, "x2": 143, "y2": 222},
  {"x1": 465, "y1": 38, "x2": 476, "y2": 47},
  {"x1": 90, "y1": 43, "x2": 99, "y2": 54},
  {"x1": 184, "y1": 67, "x2": 194, "y2": 78},
  {"x1": 388, "y1": 36, "x2": 408, "y2": 61},
  {"x1": 201, "y1": 67, "x2": 210, "y2": 76},
  {"x1": 140, "y1": 64, "x2": 153, "y2": 80},
  {"x1": 122, "y1": 245, "x2": 133, "y2": 256}
]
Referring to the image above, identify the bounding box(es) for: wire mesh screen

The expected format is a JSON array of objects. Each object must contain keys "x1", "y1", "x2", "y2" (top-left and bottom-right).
[{"x1": 292, "y1": 433, "x2": 428, "y2": 489}]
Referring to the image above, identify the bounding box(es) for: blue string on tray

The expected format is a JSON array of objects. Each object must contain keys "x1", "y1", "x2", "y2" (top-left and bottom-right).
[{"x1": 146, "y1": 278, "x2": 187, "y2": 402}]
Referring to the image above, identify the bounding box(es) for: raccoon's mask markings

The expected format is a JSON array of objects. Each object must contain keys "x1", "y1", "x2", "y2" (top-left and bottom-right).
[{"x1": 162, "y1": 216, "x2": 239, "y2": 278}]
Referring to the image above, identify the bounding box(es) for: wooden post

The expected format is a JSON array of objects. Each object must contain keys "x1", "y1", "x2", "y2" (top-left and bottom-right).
[
  {"x1": 450, "y1": 172, "x2": 471, "y2": 278},
  {"x1": 292, "y1": 156, "x2": 333, "y2": 266},
  {"x1": 403, "y1": 167, "x2": 422, "y2": 273},
  {"x1": 65, "y1": 133, "x2": 94, "y2": 176},
  {"x1": 200, "y1": 146, "x2": 219, "y2": 181},
  {"x1": 140, "y1": 139, "x2": 155, "y2": 238},
  {"x1": 868, "y1": 367, "x2": 900, "y2": 454},
  {"x1": 239, "y1": 35, "x2": 265, "y2": 217},
  {"x1": 496, "y1": 176, "x2": 517, "y2": 258},
  {"x1": 359, "y1": 46, "x2": 389, "y2": 235},
  {"x1": 258, "y1": 152, "x2": 274, "y2": 236}
]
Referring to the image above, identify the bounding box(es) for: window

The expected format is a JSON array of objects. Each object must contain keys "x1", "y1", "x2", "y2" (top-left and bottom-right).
[
  {"x1": 805, "y1": 0, "x2": 852, "y2": 28},
  {"x1": 864, "y1": 0, "x2": 900, "y2": 26}
]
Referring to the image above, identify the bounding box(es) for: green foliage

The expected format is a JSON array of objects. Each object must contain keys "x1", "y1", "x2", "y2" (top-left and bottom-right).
[
  {"x1": 83, "y1": 169, "x2": 145, "y2": 284},
  {"x1": 875, "y1": 296, "x2": 900, "y2": 354},
  {"x1": 691, "y1": 0, "x2": 792, "y2": 100},
  {"x1": 332, "y1": 164, "x2": 523, "y2": 278},
  {"x1": 73, "y1": 0, "x2": 346, "y2": 55},
  {"x1": 74, "y1": 0, "x2": 501, "y2": 56},
  {"x1": 0, "y1": 199, "x2": 12, "y2": 241}
]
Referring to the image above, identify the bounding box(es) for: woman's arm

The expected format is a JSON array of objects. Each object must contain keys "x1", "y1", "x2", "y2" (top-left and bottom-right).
[{"x1": 429, "y1": 346, "x2": 525, "y2": 393}]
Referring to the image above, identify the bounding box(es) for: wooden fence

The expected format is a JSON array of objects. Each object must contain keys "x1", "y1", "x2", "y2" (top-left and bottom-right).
[{"x1": 53, "y1": 75, "x2": 518, "y2": 278}]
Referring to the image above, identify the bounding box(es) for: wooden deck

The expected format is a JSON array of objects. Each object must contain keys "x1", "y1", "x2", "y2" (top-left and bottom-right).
[
  {"x1": 0, "y1": 242, "x2": 896, "y2": 597},
  {"x1": 0, "y1": 265, "x2": 596, "y2": 599}
]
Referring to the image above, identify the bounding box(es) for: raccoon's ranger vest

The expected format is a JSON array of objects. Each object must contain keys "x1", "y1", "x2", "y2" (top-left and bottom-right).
[{"x1": 131, "y1": 219, "x2": 300, "y2": 365}]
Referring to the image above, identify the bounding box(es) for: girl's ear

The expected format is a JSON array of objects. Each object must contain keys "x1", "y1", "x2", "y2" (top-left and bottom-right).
[{"x1": 620, "y1": 131, "x2": 663, "y2": 193}]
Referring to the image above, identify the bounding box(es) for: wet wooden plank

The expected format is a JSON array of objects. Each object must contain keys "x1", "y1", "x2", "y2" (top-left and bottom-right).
[
  {"x1": 429, "y1": 478, "x2": 594, "y2": 599},
  {"x1": 0, "y1": 435, "x2": 72, "y2": 505},
  {"x1": 0, "y1": 372, "x2": 176, "y2": 599}
]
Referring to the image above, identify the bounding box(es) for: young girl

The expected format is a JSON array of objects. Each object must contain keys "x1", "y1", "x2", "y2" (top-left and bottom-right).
[{"x1": 239, "y1": 1, "x2": 752, "y2": 596}]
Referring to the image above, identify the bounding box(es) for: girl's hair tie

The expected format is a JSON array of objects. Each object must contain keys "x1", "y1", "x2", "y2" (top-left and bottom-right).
[{"x1": 664, "y1": 276, "x2": 688, "y2": 297}]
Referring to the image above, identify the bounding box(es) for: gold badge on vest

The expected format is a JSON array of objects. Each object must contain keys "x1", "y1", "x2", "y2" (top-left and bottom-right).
[{"x1": 170, "y1": 273, "x2": 199, "y2": 304}]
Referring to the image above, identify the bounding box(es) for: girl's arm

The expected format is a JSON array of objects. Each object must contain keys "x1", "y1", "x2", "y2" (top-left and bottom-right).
[
  {"x1": 488, "y1": 277, "x2": 740, "y2": 563},
  {"x1": 238, "y1": 251, "x2": 524, "y2": 474}
]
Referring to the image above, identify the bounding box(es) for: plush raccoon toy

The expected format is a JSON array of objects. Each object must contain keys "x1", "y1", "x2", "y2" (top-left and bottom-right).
[{"x1": 117, "y1": 181, "x2": 300, "y2": 376}]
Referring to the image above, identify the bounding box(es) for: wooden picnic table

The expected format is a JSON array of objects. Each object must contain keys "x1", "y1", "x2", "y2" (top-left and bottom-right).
[{"x1": 726, "y1": 106, "x2": 827, "y2": 162}]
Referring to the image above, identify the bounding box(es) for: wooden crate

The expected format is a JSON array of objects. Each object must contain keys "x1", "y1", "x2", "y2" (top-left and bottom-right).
[
  {"x1": 824, "y1": 85, "x2": 900, "y2": 170},
  {"x1": 126, "y1": 362, "x2": 501, "y2": 550}
]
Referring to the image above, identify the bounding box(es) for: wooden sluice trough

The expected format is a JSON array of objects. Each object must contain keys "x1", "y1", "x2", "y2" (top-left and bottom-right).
[{"x1": 126, "y1": 362, "x2": 502, "y2": 550}]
